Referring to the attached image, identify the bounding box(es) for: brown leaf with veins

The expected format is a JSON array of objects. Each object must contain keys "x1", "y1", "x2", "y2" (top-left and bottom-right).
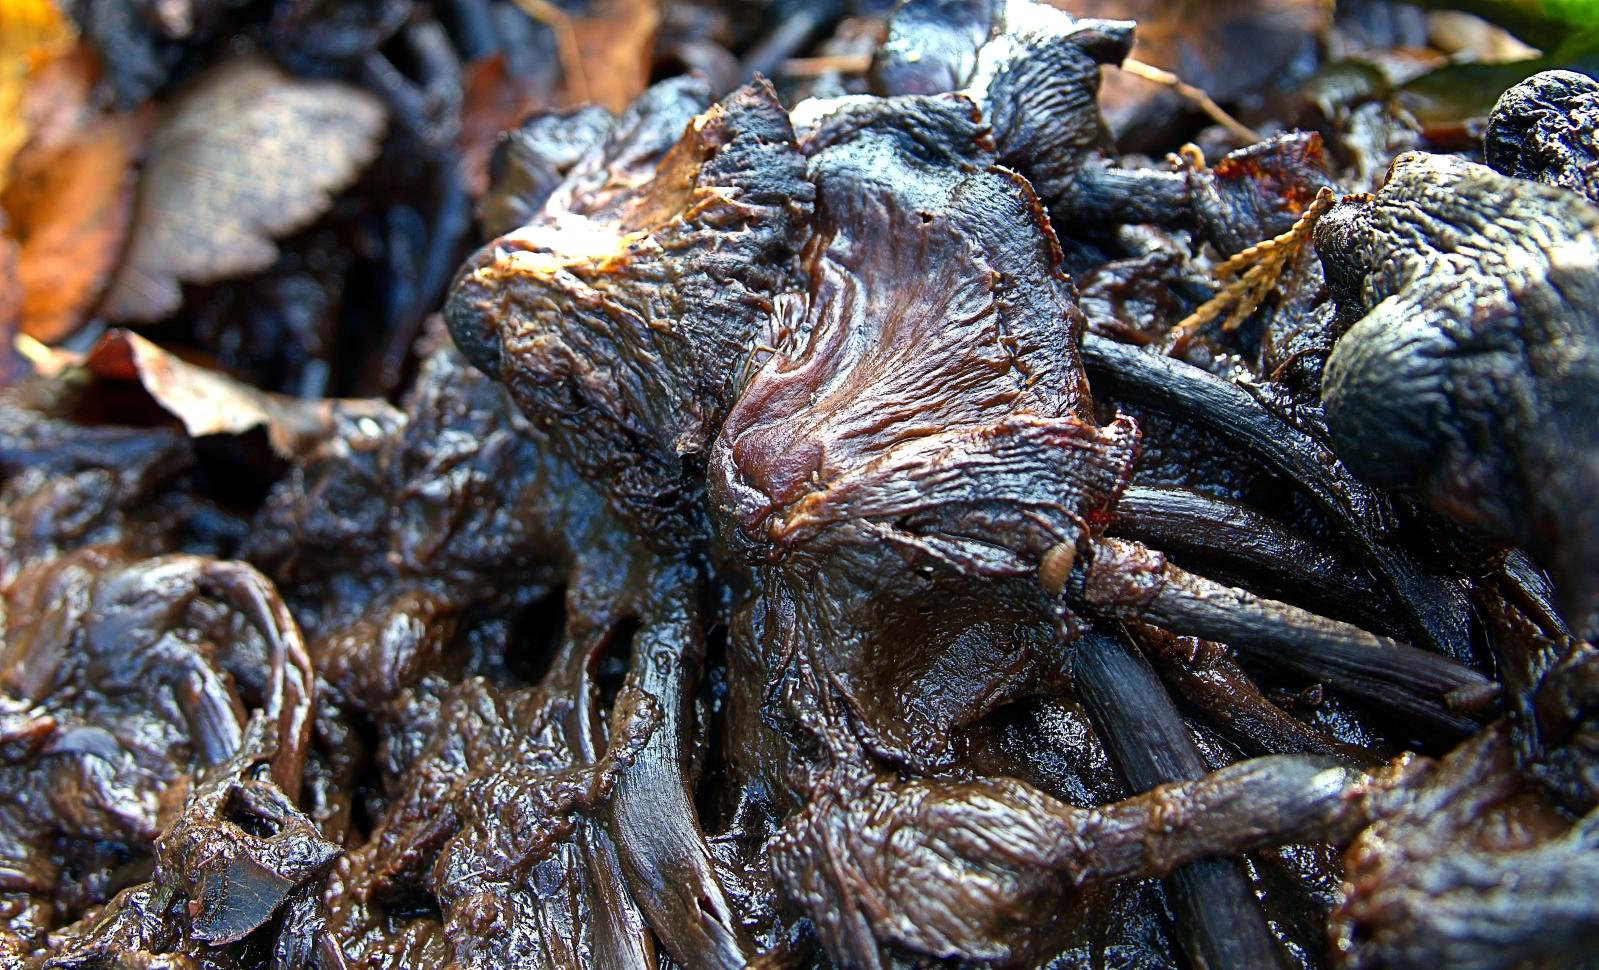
[
  {"x1": 100, "y1": 57, "x2": 386, "y2": 323},
  {"x1": 28, "y1": 329, "x2": 398, "y2": 458}
]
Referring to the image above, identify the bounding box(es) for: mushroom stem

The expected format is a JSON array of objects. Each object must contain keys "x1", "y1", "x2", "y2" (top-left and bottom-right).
[
  {"x1": 1082, "y1": 333, "x2": 1473, "y2": 662},
  {"x1": 1109, "y1": 484, "x2": 1383, "y2": 625},
  {"x1": 607, "y1": 566, "x2": 754, "y2": 970},
  {"x1": 1070, "y1": 754, "x2": 1384, "y2": 883},
  {"x1": 1130, "y1": 623, "x2": 1376, "y2": 765},
  {"x1": 1085, "y1": 541, "x2": 1495, "y2": 738},
  {"x1": 1073, "y1": 630, "x2": 1284, "y2": 970}
]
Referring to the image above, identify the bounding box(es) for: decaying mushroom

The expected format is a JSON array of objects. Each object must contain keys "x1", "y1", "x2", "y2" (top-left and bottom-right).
[
  {"x1": 430, "y1": 16, "x2": 1583, "y2": 962},
  {"x1": 1316, "y1": 151, "x2": 1599, "y2": 638},
  {"x1": 1486, "y1": 70, "x2": 1599, "y2": 205},
  {"x1": 4, "y1": 1, "x2": 1598, "y2": 968},
  {"x1": 0, "y1": 400, "x2": 328, "y2": 959}
]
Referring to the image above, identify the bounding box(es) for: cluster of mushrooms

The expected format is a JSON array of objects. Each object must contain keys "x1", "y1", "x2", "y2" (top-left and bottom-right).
[{"x1": 1, "y1": 0, "x2": 1598, "y2": 968}]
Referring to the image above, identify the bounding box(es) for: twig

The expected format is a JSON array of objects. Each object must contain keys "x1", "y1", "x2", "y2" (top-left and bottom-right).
[
  {"x1": 13, "y1": 333, "x2": 76, "y2": 377},
  {"x1": 780, "y1": 53, "x2": 873, "y2": 77},
  {"x1": 1119, "y1": 57, "x2": 1260, "y2": 144},
  {"x1": 740, "y1": 0, "x2": 841, "y2": 81}
]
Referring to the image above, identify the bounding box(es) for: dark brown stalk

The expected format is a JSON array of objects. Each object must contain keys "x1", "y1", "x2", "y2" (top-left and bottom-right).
[
  {"x1": 1082, "y1": 333, "x2": 1473, "y2": 661},
  {"x1": 1072, "y1": 630, "x2": 1283, "y2": 970}
]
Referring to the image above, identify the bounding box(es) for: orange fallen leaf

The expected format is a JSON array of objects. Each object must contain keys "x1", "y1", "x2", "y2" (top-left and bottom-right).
[
  {"x1": 0, "y1": 215, "x2": 18, "y2": 325},
  {"x1": 100, "y1": 57, "x2": 387, "y2": 323},
  {"x1": 18, "y1": 44, "x2": 98, "y2": 157},
  {"x1": 0, "y1": 0, "x2": 73, "y2": 60},
  {"x1": 3, "y1": 113, "x2": 139, "y2": 343},
  {"x1": 26, "y1": 329, "x2": 399, "y2": 458},
  {"x1": 0, "y1": 0, "x2": 76, "y2": 187}
]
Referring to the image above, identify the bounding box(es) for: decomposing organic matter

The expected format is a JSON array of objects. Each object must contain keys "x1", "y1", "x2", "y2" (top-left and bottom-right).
[
  {"x1": 3, "y1": 0, "x2": 1599, "y2": 968},
  {"x1": 1486, "y1": 70, "x2": 1599, "y2": 205},
  {"x1": 1315, "y1": 151, "x2": 1599, "y2": 638}
]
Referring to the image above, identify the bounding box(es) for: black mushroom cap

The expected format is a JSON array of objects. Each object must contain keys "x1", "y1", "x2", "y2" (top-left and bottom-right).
[
  {"x1": 1485, "y1": 69, "x2": 1599, "y2": 205},
  {"x1": 708, "y1": 92, "x2": 1137, "y2": 581},
  {"x1": 443, "y1": 261, "x2": 504, "y2": 378},
  {"x1": 870, "y1": 0, "x2": 1182, "y2": 234},
  {"x1": 443, "y1": 76, "x2": 813, "y2": 549},
  {"x1": 1316, "y1": 151, "x2": 1599, "y2": 635}
]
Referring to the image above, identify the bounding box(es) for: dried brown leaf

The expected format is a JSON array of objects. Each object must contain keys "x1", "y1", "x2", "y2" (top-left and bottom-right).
[
  {"x1": 571, "y1": 0, "x2": 659, "y2": 112},
  {"x1": 513, "y1": 0, "x2": 659, "y2": 112},
  {"x1": 100, "y1": 57, "x2": 387, "y2": 323},
  {"x1": 1067, "y1": 0, "x2": 1327, "y2": 129},
  {"x1": 3, "y1": 113, "x2": 139, "y2": 342},
  {"x1": 460, "y1": 54, "x2": 546, "y2": 197},
  {"x1": 29, "y1": 329, "x2": 401, "y2": 458}
]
